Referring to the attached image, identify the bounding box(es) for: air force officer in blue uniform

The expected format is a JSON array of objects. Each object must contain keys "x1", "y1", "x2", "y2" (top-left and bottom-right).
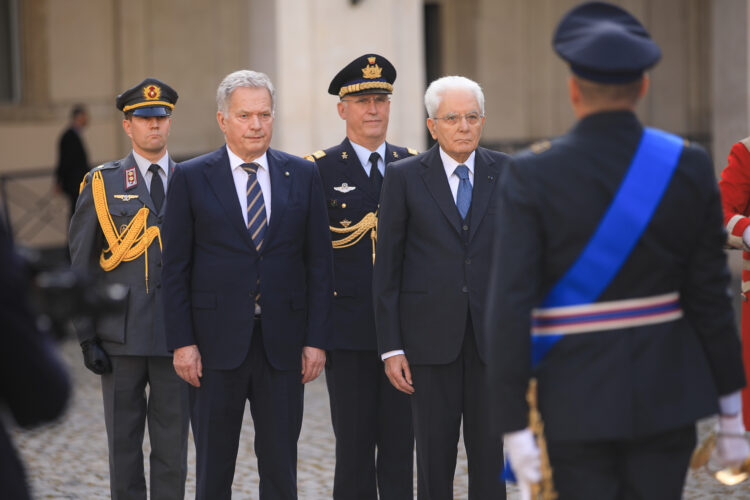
[
  {"x1": 487, "y1": 3, "x2": 750, "y2": 498},
  {"x1": 308, "y1": 54, "x2": 416, "y2": 500},
  {"x1": 162, "y1": 70, "x2": 334, "y2": 500}
]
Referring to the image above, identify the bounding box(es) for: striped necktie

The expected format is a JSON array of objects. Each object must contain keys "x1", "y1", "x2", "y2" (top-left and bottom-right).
[{"x1": 241, "y1": 162, "x2": 267, "y2": 252}]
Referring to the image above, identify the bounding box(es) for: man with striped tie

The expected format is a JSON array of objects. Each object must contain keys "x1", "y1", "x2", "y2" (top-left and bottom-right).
[{"x1": 161, "y1": 70, "x2": 334, "y2": 500}]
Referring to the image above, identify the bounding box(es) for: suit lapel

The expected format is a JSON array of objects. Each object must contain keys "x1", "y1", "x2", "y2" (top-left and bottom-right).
[
  {"x1": 203, "y1": 147, "x2": 256, "y2": 250},
  {"x1": 468, "y1": 148, "x2": 500, "y2": 241},
  {"x1": 265, "y1": 148, "x2": 292, "y2": 246},
  {"x1": 420, "y1": 145, "x2": 462, "y2": 235}
]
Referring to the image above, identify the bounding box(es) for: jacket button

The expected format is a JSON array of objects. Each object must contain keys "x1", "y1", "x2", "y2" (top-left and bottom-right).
[
  {"x1": 342, "y1": 203, "x2": 347, "y2": 208},
  {"x1": 462, "y1": 224, "x2": 469, "y2": 231},
  {"x1": 334, "y1": 291, "x2": 338, "y2": 296},
  {"x1": 465, "y1": 258, "x2": 471, "y2": 265},
  {"x1": 462, "y1": 285, "x2": 468, "y2": 293}
]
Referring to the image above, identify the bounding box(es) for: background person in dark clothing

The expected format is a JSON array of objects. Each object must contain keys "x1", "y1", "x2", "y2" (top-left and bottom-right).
[{"x1": 55, "y1": 104, "x2": 90, "y2": 217}]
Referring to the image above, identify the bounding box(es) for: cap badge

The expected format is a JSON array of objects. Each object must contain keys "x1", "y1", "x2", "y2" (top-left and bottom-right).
[
  {"x1": 334, "y1": 183, "x2": 356, "y2": 193},
  {"x1": 362, "y1": 58, "x2": 383, "y2": 80},
  {"x1": 143, "y1": 84, "x2": 162, "y2": 101}
]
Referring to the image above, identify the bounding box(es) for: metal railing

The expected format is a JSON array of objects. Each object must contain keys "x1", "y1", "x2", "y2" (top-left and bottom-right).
[{"x1": 0, "y1": 167, "x2": 69, "y2": 246}]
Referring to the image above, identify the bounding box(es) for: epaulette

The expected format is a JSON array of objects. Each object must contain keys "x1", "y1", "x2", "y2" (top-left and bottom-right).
[
  {"x1": 304, "y1": 150, "x2": 326, "y2": 162},
  {"x1": 529, "y1": 140, "x2": 552, "y2": 155},
  {"x1": 79, "y1": 163, "x2": 106, "y2": 193},
  {"x1": 741, "y1": 137, "x2": 750, "y2": 153},
  {"x1": 407, "y1": 147, "x2": 419, "y2": 156}
]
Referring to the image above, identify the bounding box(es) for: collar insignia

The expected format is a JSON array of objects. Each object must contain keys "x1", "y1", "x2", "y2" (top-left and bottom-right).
[
  {"x1": 334, "y1": 183, "x2": 356, "y2": 193},
  {"x1": 125, "y1": 166, "x2": 138, "y2": 190},
  {"x1": 392, "y1": 151, "x2": 399, "y2": 158},
  {"x1": 362, "y1": 57, "x2": 383, "y2": 79},
  {"x1": 113, "y1": 194, "x2": 139, "y2": 201},
  {"x1": 341, "y1": 151, "x2": 348, "y2": 160},
  {"x1": 340, "y1": 219, "x2": 352, "y2": 228}
]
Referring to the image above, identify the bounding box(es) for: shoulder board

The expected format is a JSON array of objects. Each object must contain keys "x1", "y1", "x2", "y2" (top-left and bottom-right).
[
  {"x1": 529, "y1": 140, "x2": 551, "y2": 155},
  {"x1": 303, "y1": 154, "x2": 315, "y2": 162},
  {"x1": 304, "y1": 150, "x2": 326, "y2": 161},
  {"x1": 407, "y1": 147, "x2": 419, "y2": 156},
  {"x1": 740, "y1": 137, "x2": 750, "y2": 153},
  {"x1": 94, "y1": 161, "x2": 119, "y2": 171}
]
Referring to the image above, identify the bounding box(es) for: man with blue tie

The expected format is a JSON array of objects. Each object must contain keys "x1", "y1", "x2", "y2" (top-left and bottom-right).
[
  {"x1": 162, "y1": 70, "x2": 334, "y2": 500},
  {"x1": 373, "y1": 76, "x2": 510, "y2": 499}
]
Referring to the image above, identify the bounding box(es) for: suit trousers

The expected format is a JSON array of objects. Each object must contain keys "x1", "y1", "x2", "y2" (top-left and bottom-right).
[
  {"x1": 325, "y1": 349, "x2": 414, "y2": 500},
  {"x1": 546, "y1": 425, "x2": 696, "y2": 500},
  {"x1": 190, "y1": 319, "x2": 304, "y2": 500},
  {"x1": 409, "y1": 315, "x2": 505, "y2": 500},
  {"x1": 101, "y1": 355, "x2": 189, "y2": 500}
]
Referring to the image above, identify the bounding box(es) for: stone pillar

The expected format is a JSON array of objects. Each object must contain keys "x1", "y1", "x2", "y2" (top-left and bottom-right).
[{"x1": 711, "y1": 0, "x2": 749, "y2": 174}]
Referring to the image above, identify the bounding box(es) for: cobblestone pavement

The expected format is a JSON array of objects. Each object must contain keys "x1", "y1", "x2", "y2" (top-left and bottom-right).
[{"x1": 6, "y1": 338, "x2": 750, "y2": 499}]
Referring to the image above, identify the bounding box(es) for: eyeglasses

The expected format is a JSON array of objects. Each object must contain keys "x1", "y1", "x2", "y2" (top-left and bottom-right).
[
  {"x1": 432, "y1": 112, "x2": 483, "y2": 126},
  {"x1": 341, "y1": 95, "x2": 391, "y2": 106}
]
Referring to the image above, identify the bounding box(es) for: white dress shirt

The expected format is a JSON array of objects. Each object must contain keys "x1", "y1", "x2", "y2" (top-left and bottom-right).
[
  {"x1": 381, "y1": 147, "x2": 478, "y2": 362},
  {"x1": 350, "y1": 140, "x2": 386, "y2": 178},
  {"x1": 226, "y1": 145, "x2": 272, "y2": 225},
  {"x1": 132, "y1": 150, "x2": 169, "y2": 196}
]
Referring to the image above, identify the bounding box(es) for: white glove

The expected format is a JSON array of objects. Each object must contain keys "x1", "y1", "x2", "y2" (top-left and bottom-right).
[
  {"x1": 504, "y1": 428, "x2": 541, "y2": 498},
  {"x1": 716, "y1": 413, "x2": 750, "y2": 468},
  {"x1": 742, "y1": 226, "x2": 750, "y2": 248}
]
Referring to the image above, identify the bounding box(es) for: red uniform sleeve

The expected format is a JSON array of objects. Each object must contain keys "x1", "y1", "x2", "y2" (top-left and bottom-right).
[{"x1": 718, "y1": 139, "x2": 750, "y2": 250}]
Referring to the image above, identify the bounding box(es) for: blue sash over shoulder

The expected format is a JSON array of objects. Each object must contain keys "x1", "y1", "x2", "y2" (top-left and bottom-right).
[
  {"x1": 503, "y1": 128, "x2": 684, "y2": 484},
  {"x1": 530, "y1": 127, "x2": 684, "y2": 366}
]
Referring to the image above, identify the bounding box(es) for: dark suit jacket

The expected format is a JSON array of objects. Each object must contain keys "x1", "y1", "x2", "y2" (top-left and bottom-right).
[
  {"x1": 69, "y1": 153, "x2": 175, "y2": 356},
  {"x1": 0, "y1": 223, "x2": 70, "y2": 500},
  {"x1": 56, "y1": 126, "x2": 89, "y2": 200},
  {"x1": 373, "y1": 144, "x2": 509, "y2": 365},
  {"x1": 162, "y1": 146, "x2": 334, "y2": 371},
  {"x1": 485, "y1": 111, "x2": 746, "y2": 441},
  {"x1": 315, "y1": 138, "x2": 414, "y2": 351}
]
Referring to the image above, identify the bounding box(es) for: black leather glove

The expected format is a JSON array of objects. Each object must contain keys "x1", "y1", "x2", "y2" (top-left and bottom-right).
[{"x1": 80, "y1": 338, "x2": 112, "y2": 374}]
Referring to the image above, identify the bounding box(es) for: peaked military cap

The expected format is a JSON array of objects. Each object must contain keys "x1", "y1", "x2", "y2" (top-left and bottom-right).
[
  {"x1": 328, "y1": 54, "x2": 397, "y2": 98},
  {"x1": 553, "y1": 2, "x2": 661, "y2": 83},
  {"x1": 116, "y1": 78, "x2": 178, "y2": 117}
]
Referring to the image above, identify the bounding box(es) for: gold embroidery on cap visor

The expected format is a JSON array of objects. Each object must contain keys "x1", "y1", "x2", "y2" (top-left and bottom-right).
[{"x1": 338, "y1": 81, "x2": 393, "y2": 98}]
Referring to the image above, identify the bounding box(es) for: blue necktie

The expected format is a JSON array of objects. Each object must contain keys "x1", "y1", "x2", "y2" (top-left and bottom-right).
[
  {"x1": 241, "y1": 162, "x2": 267, "y2": 252},
  {"x1": 455, "y1": 164, "x2": 472, "y2": 220}
]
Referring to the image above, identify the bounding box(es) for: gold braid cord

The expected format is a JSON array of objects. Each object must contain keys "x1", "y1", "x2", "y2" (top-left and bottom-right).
[
  {"x1": 527, "y1": 378, "x2": 558, "y2": 500},
  {"x1": 90, "y1": 170, "x2": 162, "y2": 292},
  {"x1": 330, "y1": 211, "x2": 377, "y2": 265}
]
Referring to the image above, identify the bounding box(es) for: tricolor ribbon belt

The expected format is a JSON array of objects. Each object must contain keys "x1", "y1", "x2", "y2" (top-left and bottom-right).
[{"x1": 532, "y1": 291, "x2": 682, "y2": 336}]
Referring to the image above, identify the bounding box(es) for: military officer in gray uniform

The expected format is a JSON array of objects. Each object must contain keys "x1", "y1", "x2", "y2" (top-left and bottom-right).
[{"x1": 69, "y1": 78, "x2": 189, "y2": 500}]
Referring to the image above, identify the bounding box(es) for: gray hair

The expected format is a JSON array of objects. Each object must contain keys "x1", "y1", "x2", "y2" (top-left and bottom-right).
[
  {"x1": 424, "y1": 76, "x2": 485, "y2": 118},
  {"x1": 216, "y1": 70, "x2": 276, "y2": 114}
]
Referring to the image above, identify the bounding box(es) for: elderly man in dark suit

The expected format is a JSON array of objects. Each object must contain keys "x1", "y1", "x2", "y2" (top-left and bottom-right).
[
  {"x1": 373, "y1": 75, "x2": 509, "y2": 499},
  {"x1": 69, "y1": 78, "x2": 189, "y2": 500},
  {"x1": 162, "y1": 70, "x2": 334, "y2": 500}
]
